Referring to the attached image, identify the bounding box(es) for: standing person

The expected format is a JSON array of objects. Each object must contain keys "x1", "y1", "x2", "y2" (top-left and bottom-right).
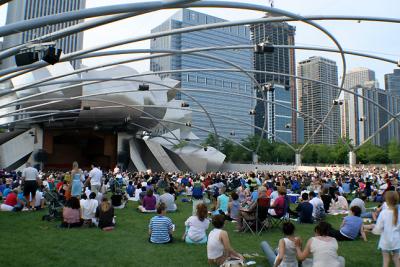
[
  {"x1": 148, "y1": 203, "x2": 174, "y2": 244},
  {"x1": 21, "y1": 162, "x2": 39, "y2": 210},
  {"x1": 70, "y1": 161, "x2": 83, "y2": 198},
  {"x1": 295, "y1": 222, "x2": 345, "y2": 267},
  {"x1": 207, "y1": 214, "x2": 244, "y2": 265},
  {"x1": 372, "y1": 191, "x2": 400, "y2": 267},
  {"x1": 87, "y1": 163, "x2": 102, "y2": 194}
]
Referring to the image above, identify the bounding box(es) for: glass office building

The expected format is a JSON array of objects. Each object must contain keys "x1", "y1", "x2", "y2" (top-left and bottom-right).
[{"x1": 150, "y1": 9, "x2": 254, "y2": 142}]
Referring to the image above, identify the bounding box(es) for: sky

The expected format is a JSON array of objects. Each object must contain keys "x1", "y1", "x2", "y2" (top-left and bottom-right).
[{"x1": 0, "y1": 0, "x2": 399, "y2": 87}]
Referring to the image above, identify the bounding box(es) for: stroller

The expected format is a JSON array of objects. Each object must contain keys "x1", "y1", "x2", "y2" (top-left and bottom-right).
[{"x1": 42, "y1": 188, "x2": 64, "y2": 221}]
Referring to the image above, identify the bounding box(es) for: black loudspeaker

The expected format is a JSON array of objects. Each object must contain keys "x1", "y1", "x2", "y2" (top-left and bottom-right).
[
  {"x1": 42, "y1": 47, "x2": 62, "y2": 65},
  {"x1": 15, "y1": 51, "x2": 39, "y2": 66},
  {"x1": 34, "y1": 149, "x2": 48, "y2": 163}
]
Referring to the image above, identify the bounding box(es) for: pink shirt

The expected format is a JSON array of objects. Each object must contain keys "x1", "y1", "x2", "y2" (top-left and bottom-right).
[{"x1": 63, "y1": 207, "x2": 81, "y2": 224}]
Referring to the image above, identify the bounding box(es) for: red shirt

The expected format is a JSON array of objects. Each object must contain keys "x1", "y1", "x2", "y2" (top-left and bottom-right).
[
  {"x1": 4, "y1": 192, "x2": 17, "y2": 206},
  {"x1": 273, "y1": 196, "x2": 285, "y2": 217}
]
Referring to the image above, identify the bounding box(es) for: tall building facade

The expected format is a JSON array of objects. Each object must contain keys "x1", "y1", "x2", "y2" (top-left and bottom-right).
[
  {"x1": 385, "y1": 69, "x2": 400, "y2": 142},
  {"x1": 265, "y1": 84, "x2": 292, "y2": 143},
  {"x1": 250, "y1": 19, "x2": 297, "y2": 143},
  {"x1": 297, "y1": 56, "x2": 340, "y2": 145},
  {"x1": 341, "y1": 68, "x2": 377, "y2": 140},
  {"x1": 150, "y1": 9, "x2": 254, "y2": 142},
  {"x1": 344, "y1": 67, "x2": 376, "y2": 89},
  {"x1": 344, "y1": 85, "x2": 384, "y2": 146},
  {"x1": 2, "y1": 0, "x2": 86, "y2": 69}
]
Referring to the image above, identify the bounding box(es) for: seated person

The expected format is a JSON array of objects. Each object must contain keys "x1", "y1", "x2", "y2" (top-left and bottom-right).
[
  {"x1": 330, "y1": 191, "x2": 349, "y2": 212},
  {"x1": 95, "y1": 197, "x2": 115, "y2": 230},
  {"x1": 295, "y1": 222, "x2": 345, "y2": 267},
  {"x1": 295, "y1": 193, "x2": 314, "y2": 224},
  {"x1": 149, "y1": 203, "x2": 174, "y2": 244},
  {"x1": 328, "y1": 206, "x2": 367, "y2": 241},
  {"x1": 261, "y1": 222, "x2": 302, "y2": 267},
  {"x1": 228, "y1": 192, "x2": 240, "y2": 221},
  {"x1": 207, "y1": 214, "x2": 244, "y2": 266},
  {"x1": 81, "y1": 192, "x2": 98, "y2": 223},
  {"x1": 349, "y1": 195, "x2": 372, "y2": 218},
  {"x1": 138, "y1": 186, "x2": 147, "y2": 204},
  {"x1": 133, "y1": 184, "x2": 142, "y2": 201},
  {"x1": 126, "y1": 181, "x2": 134, "y2": 198},
  {"x1": 14, "y1": 189, "x2": 28, "y2": 212},
  {"x1": 0, "y1": 188, "x2": 18, "y2": 211},
  {"x1": 236, "y1": 187, "x2": 267, "y2": 232},
  {"x1": 268, "y1": 187, "x2": 287, "y2": 218},
  {"x1": 61, "y1": 197, "x2": 83, "y2": 228},
  {"x1": 183, "y1": 203, "x2": 209, "y2": 244},
  {"x1": 212, "y1": 186, "x2": 229, "y2": 215},
  {"x1": 34, "y1": 188, "x2": 45, "y2": 210},
  {"x1": 2, "y1": 184, "x2": 11, "y2": 198},
  {"x1": 320, "y1": 188, "x2": 332, "y2": 213},
  {"x1": 160, "y1": 187, "x2": 177, "y2": 212},
  {"x1": 138, "y1": 188, "x2": 157, "y2": 212},
  {"x1": 309, "y1": 191, "x2": 326, "y2": 221}
]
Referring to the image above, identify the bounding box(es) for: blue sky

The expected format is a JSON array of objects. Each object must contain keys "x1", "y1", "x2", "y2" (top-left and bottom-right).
[{"x1": 1, "y1": 0, "x2": 399, "y2": 87}]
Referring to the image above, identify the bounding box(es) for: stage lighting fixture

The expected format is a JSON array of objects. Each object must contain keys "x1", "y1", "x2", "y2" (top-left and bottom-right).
[
  {"x1": 138, "y1": 84, "x2": 150, "y2": 91},
  {"x1": 254, "y1": 42, "x2": 274, "y2": 54},
  {"x1": 15, "y1": 51, "x2": 39, "y2": 66},
  {"x1": 249, "y1": 109, "x2": 256, "y2": 115},
  {"x1": 262, "y1": 83, "x2": 274, "y2": 92},
  {"x1": 82, "y1": 106, "x2": 91, "y2": 110},
  {"x1": 181, "y1": 102, "x2": 189, "y2": 107},
  {"x1": 185, "y1": 122, "x2": 192, "y2": 127},
  {"x1": 42, "y1": 46, "x2": 62, "y2": 65}
]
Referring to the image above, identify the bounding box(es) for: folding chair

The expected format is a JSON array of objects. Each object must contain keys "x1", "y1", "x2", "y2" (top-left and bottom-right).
[
  {"x1": 256, "y1": 196, "x2": 270, "y2": 235},
  {"x1": 241, "y1": 201, "x2": 258, "y2": 235},
  {"x1": 267, "y1": 195, "x2": 290, "y2": 228}
]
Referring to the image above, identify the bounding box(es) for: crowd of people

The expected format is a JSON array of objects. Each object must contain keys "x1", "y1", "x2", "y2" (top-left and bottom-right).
[{"x1": 0, "y1": 162, "x2": 400, "y2": 266}]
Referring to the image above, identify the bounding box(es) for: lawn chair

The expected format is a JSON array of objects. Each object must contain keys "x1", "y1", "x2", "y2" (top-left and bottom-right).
[
  {"x1": 256, "y1": 196, "x2": 270, "y2": 235},
  {"x1": 267, "y1": 195, "x2": 290, "y2": 228}
]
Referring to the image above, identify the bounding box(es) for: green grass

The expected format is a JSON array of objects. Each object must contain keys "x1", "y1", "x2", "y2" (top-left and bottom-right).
[{"x1": 0, "y1": 199, "x2": 381, "y2": 267}]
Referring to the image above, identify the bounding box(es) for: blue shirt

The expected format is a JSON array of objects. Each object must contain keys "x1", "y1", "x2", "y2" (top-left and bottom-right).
[
  {"x1": 149, "y1": 215, "x2": 173, "y2": 243},
  {"x1": 3, "y1": 188, "x2": 11, "y2": 198},
  {"x1": 340, "y1": 215, "x2": 363, "y2": 240},
  {"x1": 342, "y1": 183, "x2": 351, "y2": 194},
  {"x1": 251, "y1": 191, "x2": 258, "y2": 202},
  {"x1": 126, "y1": 185, "x2": 134, "y2": 197},
  {"x1": 217, "y1": 194, "x2": 229, "y2": 213}
]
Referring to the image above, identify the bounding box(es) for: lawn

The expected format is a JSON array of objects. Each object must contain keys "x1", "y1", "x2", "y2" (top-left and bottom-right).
[{"x1": 0, "y1": 199, "x2": 382, "y2": 267}]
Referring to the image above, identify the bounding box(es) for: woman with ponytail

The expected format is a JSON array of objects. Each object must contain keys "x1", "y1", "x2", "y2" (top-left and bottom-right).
[{"x1": 373, "y1": 191, "x2": 400, "y2": 267}]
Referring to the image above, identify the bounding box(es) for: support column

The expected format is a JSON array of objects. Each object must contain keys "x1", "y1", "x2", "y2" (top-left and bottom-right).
[
  {"x1": 252, "y1": 152, "x2": 258, "y2": 164},
  {"x1": 295, "y1": 152, "x2": 302, "y2": 166},
  {"x1": 349, "y1": 151, "x2": 356, "y2": 167}
]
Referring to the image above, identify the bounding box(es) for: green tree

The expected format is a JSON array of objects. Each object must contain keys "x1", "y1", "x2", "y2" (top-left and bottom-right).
[
  {"x1": 388, "y1": 139, "x2": 400, "y2": 163},
  {"x1": 356, "y1": 141, "x2": 388, "y2": 164},
  {"x1": 201, "y1": 133, "x2": 219, "y2": 148}
]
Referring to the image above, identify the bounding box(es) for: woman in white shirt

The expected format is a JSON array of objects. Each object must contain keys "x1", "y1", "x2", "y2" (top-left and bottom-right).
[
  {"x1": 295, "y1": 222, "x2": 345, "y2": 267},
  {"x1": 183, "y1": 203, "x2": 209, "y2": 244},
  {"x1": 372, "y1": 191, "x2": 400, "y2": 267},
  {"x1": 207, "y1": 214, "x2": 244, "y2": 265}
]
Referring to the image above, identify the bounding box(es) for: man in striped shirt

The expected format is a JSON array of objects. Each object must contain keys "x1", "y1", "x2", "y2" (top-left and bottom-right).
[{"x1": 149, "y1": 203, "x2": 174, "y2": 243}]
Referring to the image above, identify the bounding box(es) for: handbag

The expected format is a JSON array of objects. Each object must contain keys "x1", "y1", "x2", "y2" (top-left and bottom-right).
[{"x1": 220, "y1": 259, "x2": 245, "y2": 267}]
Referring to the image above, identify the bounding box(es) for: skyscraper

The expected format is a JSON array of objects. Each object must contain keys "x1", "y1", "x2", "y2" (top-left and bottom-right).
[
  {"x1": 265, "y1": 84, "x2": 292, "y2": 143},
  {"x1": 385, "y1": 69, "x2": 400, "y2": 142},
  {"x1": 2, "y1": 0, "x2": 86, "y2": 69},
  {"x1": 344, "y1": 67, "x2": 376, "y2": 89},
  {"x1": 250, "y1": 18, "x2": 297, "y2": 143},
  {"x1": 344, "y1": 84, "x2": 383, "y2": 146},
  {"x1": 297, "y1": 56, "x2": 340, "y2": 145},
  {"x1": 150, "y1": 9, "x2": 254, "y2": 142},
  {"x1": 341, "y1": 68, "x2": 377, "y2": 141}
]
